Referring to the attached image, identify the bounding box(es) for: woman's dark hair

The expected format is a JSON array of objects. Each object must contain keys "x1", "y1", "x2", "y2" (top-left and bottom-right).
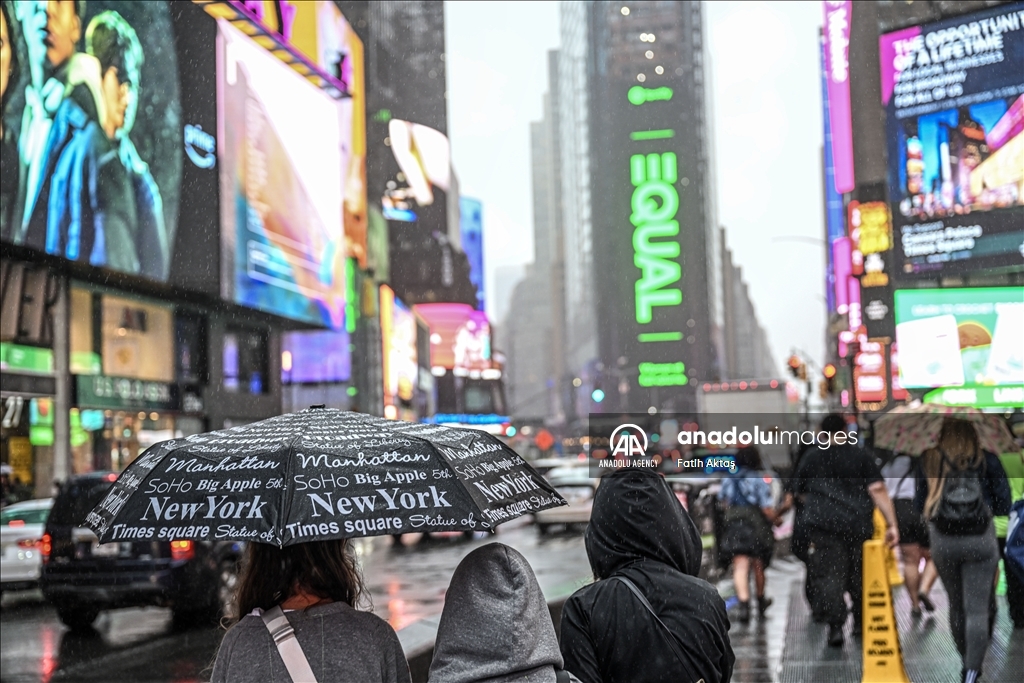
[
  {"x1": 233, "y1": 540, "x2": 366, "y2": 623},
  {"x1": 735, "y1": 446, "x2": 763, "y2": 471}
]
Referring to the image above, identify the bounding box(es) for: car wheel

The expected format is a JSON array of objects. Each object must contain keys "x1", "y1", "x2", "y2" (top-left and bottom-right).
[{"x1": 57, "y1": 604, "x2": 100, "y2": 631}]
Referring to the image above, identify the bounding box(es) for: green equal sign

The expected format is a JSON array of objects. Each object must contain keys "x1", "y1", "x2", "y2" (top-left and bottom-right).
[
  {"x1": 630, "y1": 129, "x2": 675, "y2": 141},
  {"x1": 638, "y1": 331, "x2": 683, "y2": 343}
]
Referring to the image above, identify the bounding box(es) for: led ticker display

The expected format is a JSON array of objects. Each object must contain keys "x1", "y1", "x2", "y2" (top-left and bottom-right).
[
  {"x1": 880, "y1": 4, "x2": 1024, "y2": 278},
  {"x1": 894, "y1": 287, "x2": 1023, "y2": 392},
  {"x1": 413, "y1": 303, "x2": 491, "y2": 372},
  {"x1": 217, "y1": 18, "x2": 348, "y2": 328}
]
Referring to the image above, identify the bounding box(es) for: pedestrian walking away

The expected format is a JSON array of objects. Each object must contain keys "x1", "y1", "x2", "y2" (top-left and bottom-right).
[
  {"x1": 428, "y1": 542, "x2": 580, "y2": 683},
  {"x1": 994, "y1": 448, "x2": 1024, "y2": 629},
  {"x1": 717, "y1": 445, "x2": 780, "y2": 623},
  {"x1": 881, "y1": 452, "x2": 935, "y2": 616},
  {"x1": 915, "y1": 418, "x2": 1012, "y2": 683},
  {"x1": 788, "y1": 414, "x2": 899, "y2": 647},
  {"x1": 559, "y1": 468, "x2": 734, "y2": 683},
  {"x1": 210, "y1": 539, "x2": 412, "y2": 683}
]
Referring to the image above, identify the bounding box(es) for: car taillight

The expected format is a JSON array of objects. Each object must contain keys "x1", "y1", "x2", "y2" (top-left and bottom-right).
[
  {"x1": 170, "y1": 540, "x2": 194, "y2": 561},
  {"x1": 41, "y1": 533, "x2": 52, "y2": 563},
  {"x1": 17, "y1": 538, "x2": 39, "y2": 549}
]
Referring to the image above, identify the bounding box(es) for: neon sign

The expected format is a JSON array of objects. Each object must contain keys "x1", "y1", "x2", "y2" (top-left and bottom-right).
[{"x1": 631, "y1": 152, "x2": 682, "y2": 324}]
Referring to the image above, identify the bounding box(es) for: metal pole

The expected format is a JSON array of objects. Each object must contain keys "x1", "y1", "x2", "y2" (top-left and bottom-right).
[{"x1": 52, "y1": 274, "x2": 71, "y2": 486}]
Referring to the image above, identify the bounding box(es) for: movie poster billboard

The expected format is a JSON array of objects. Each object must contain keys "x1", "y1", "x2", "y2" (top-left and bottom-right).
[
  {"x1": 413, "y1": 303, "x2": 491, "y2": 372},
  {"x1": 880, "y1": 3, "x2": 1024, "y2": 278},
  {"x1": 217, "y1": 18, "x2": 348, "y2": 329},
  {"x1": 1, "y1": 1, "x2": 218, "y2": 289}
]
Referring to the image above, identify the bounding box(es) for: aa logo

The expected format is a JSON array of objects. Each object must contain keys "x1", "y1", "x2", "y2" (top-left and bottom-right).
[{"x1": 610, "y1": 424, "x2": 648, "y2": 458}]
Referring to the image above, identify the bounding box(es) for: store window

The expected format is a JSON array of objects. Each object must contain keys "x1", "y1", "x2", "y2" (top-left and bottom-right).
[
  {"x1": 224, "y1": 327, "x2": 269, "y2": 394},
  {"x1": 101, "y1": 296, "x2": 174, "y2": 382},
  {"x1": 70, "y1": 287, "x2": 101, "y2": 374}
]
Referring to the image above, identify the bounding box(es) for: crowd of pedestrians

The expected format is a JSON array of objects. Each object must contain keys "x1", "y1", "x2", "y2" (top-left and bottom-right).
[{"x1": 205, "y1": 412, "x2": 1021, "y2": 683}]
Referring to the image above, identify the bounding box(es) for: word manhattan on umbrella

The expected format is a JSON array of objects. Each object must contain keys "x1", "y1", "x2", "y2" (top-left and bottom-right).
[{"x1": 86, "y1": 408, "x2": 566, "y2": 546}]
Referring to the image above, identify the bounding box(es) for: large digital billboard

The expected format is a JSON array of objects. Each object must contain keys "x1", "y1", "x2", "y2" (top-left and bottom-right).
[
  {"x1": 281, "y1": 329, "x2": 351, "y2": 384},
  {"x1": 380, "y1": 119, "x2": 451, "y2": 227},
  {"x1": 217, "y1": 18, "x2": 348, "y2": 328},
  {"x1": 880, "y1": 4, "x2": 1024, "y2": 278},
  {"x1": 894, "y1": 287, "x2": 1023, "y2": 390},
  {"x1": 413, "y1": 302, "x2": 491, "y2": 372},
  {"x1": 380, "y1": 284, "x2": 417, "y2": 412},
  {"x1": 1, "y1": 1, "x2": 218, "y2": 288},
  {"x1": 459, "y1": 196, "x2": 484, "y2": 310}
]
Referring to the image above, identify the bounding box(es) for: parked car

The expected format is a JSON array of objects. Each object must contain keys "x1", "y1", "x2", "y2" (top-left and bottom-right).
[
  {"x1": 534, "y1": 475, "x2": 597, "y2": 535},
  {"x1": 40, "y1": 472, "x2": 243, "y2": 630},
  {"x1": 1, "y1": 498, "x2": 54, "y2": 593}
]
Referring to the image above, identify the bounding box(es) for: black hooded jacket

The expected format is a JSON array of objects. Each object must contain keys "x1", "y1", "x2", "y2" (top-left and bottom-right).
[{"x1": 560, "y1": 469, "x2": 734, "y2": 683}]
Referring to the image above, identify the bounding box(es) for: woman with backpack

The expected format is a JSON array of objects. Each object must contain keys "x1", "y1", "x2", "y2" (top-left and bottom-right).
[
  {"x1": 717, "y1": 446, "x2": 779, "y2": 623},
  {"x1": 211, "y1": 540, "x2": 411, "y2": 683},
  {"x1": 916, "y1": 419, "x2": 1011, "y2": 683}
]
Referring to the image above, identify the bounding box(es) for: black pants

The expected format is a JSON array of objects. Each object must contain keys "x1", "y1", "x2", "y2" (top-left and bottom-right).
[
  {"x1": 807, "y1": 530, "x2": 863, "y2": 628},
  {"x1": 997, "y1": 537, "x2": 1024, "y2": 626}
]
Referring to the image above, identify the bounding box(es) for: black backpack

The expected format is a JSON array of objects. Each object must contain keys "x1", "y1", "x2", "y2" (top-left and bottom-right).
[{"x1": 932, "y1": 450, "x2": 991, "y2": 536}]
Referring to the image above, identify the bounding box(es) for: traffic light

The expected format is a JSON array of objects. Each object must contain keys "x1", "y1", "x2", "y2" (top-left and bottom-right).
[
  {"x1": 787, "y1": 355, "x2": 802, "y2": 378},
  {"x1": 823, "y1": 363, "x2": 837, "y2": 395}
]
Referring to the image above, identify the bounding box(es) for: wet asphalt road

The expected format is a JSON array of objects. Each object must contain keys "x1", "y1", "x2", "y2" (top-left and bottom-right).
[{"x1": 1, "y1": 521, "x2": 591, "y2": 683}]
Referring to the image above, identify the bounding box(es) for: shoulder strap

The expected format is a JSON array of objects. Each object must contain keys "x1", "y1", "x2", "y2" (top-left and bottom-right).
[
  {"x1": 612, "y1": 576, "x2": 698, "y2": 681},
  {"x1": 555, "y1": 669, "x2": 571, "y2": 683},
  {"x1": 261, "y1": 606, "x2": 318, "y2": 683}
]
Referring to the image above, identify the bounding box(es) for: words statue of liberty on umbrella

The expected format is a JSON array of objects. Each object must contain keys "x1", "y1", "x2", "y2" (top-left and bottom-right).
[{"x1": 85, "y1": 407, "x2": 567, "y2": 546}]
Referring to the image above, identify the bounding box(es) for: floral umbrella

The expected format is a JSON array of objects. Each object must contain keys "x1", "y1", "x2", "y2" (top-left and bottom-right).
[{"x1": 873, "y1": 403, "x2": 1018, "y2": 456}]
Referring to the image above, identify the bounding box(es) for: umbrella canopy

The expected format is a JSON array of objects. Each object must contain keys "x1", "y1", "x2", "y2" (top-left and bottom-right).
[
  {"x1": 85, "y1": 408, "x2": 566, "y2": 547},
  {"x1": 873, "y1": 403, "x2": 1018, "y2": 456}
]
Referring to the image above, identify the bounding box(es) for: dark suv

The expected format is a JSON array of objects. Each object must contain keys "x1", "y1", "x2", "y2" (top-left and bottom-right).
[{"x1": 41, "y1": 472, "x2": 243, "y2": 630}]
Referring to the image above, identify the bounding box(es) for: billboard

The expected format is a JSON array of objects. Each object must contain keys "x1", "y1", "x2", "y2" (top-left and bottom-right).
[
  {"x1": 1, "y1": 1, "x2": 218, "y2": 288},
  {"x1": 217, "y1": 18, "x2": 348, "y2": 328},
  {"x1": 894, "y1": 287, "x2": 1023, "y2": 390},
  {"x1": 281, "y1": 329, "x2": 351, "y2": 384},
  {"x1": 380, "y1": 119, "x2": 451, "y2": 227},
  {"x1": 380, "y1": 284, "x2": 417, "y2": 409},
  {"x1": 413, "y1": 303, "x2": 491, "y2": 372},
  {"x1": 459, "y1": 196, "x2": 485, "y2": 310},
  {"x1": 822, "y1": 1, "x2": 855, "y2": 193},
  {"x1": 880, "y1": 4, "x2": 1024, "y2": 278}
]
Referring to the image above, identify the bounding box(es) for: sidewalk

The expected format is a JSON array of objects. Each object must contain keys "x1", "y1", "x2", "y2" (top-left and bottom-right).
[{"x1": 776, "y1": 576, "x2": 1023, "y2": 682}]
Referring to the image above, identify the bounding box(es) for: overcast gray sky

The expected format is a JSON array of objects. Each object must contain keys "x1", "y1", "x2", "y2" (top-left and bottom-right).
[{"x1": 446, "y1": 1, "x2": 826, "y2": 370}]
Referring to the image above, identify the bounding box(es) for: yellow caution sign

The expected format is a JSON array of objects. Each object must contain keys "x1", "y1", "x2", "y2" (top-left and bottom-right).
[
  {"x1": 874, "y1": 508, "x2": 903, "y2": 586},
  {"x1": 862, "y1": 539, "x2": 910, "y2": 683}
]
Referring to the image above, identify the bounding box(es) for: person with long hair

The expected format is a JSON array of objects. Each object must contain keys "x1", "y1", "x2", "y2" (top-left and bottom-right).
[
  {"x1": 916, "y1": 419, "x2": 1011, "y2": 683},
  {"x1": 211, "y1": 540, "x2": 411, "y2": 683},
  {"x1": 717, "y1": 446, "x2": 779, "y2": 623}
]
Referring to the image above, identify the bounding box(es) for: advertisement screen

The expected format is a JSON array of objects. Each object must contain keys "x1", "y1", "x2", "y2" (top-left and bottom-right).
[
  {"x1": 894, "y1": 287, "x2": 1023, "y2": 389},
  {"x1": 380, "y1": 285, "x2": 417, "y2": 405},
  {"x1": 282, "y1": 329, "x2": 351, "y2": 384},
  {"x1": 880, "y1": 4, "x2": 1024, "y2": 278},
  {"x1": 1, "y1": 1, "x2": 218, "y2": 287},
  {"x1": 217, "y1": 18, "x2": 347, "y2": 328},
  {"x1": 413, "y1": 303, "x2": 491, "y2": 372},
  {"x1": 459, "y1": 196, "x2": 485, "y2": 310},
  {"x1": 380, "y1": 119, "x2": 450, "y2": 228}
]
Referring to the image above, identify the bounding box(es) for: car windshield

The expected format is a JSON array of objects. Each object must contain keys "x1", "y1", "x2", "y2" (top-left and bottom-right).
[
  {"x1": 555, "y1": 485, "x2": 594, "y2": 506},
  {"x1": 1, "y1": 507, "x2": 50, "y2": 526},
  {"x1": 48, "y1": 480, "x2": 114, "y2": 528}
]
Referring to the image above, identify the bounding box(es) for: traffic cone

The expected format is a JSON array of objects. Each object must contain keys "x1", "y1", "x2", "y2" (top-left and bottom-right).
[{"x1": 862, "y1": 539, "x2": 910, "y2": 683}]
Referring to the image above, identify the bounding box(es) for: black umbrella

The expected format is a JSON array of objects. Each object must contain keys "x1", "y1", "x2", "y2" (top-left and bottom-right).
[{"x1": 85, "y1": 408, "x2": 566, "y2": 546}]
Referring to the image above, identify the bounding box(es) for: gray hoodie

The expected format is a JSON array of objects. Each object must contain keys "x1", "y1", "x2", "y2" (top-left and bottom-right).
[{"x1": 428, "y1": 543, "x2": 573, "y2": 683}]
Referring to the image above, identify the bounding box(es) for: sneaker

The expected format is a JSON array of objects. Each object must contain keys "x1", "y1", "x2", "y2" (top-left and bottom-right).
[
  {"x1": 757, "y1": 595, "x2": 773, "y2": 617},
  {"x1": 911, "y1": 606, "x2": 923, "y2": 618},
  {"x1": 919, "y1": 593, "x2": 935, "y2": 612},
  {"x1": 736, "y1": 601, "x2": 751, "y2": 624},
  {"x1": 827, "y1": 624, "x2": 844, "y2": 647}
]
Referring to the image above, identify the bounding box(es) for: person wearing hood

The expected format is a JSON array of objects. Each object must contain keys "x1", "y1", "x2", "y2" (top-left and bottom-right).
[
  {"x1": 429, "y1": 542, "x2": 579, "y2": 683},
  {"x1": 560, "y1": 468, "x2": 734, "y2": 683}
]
